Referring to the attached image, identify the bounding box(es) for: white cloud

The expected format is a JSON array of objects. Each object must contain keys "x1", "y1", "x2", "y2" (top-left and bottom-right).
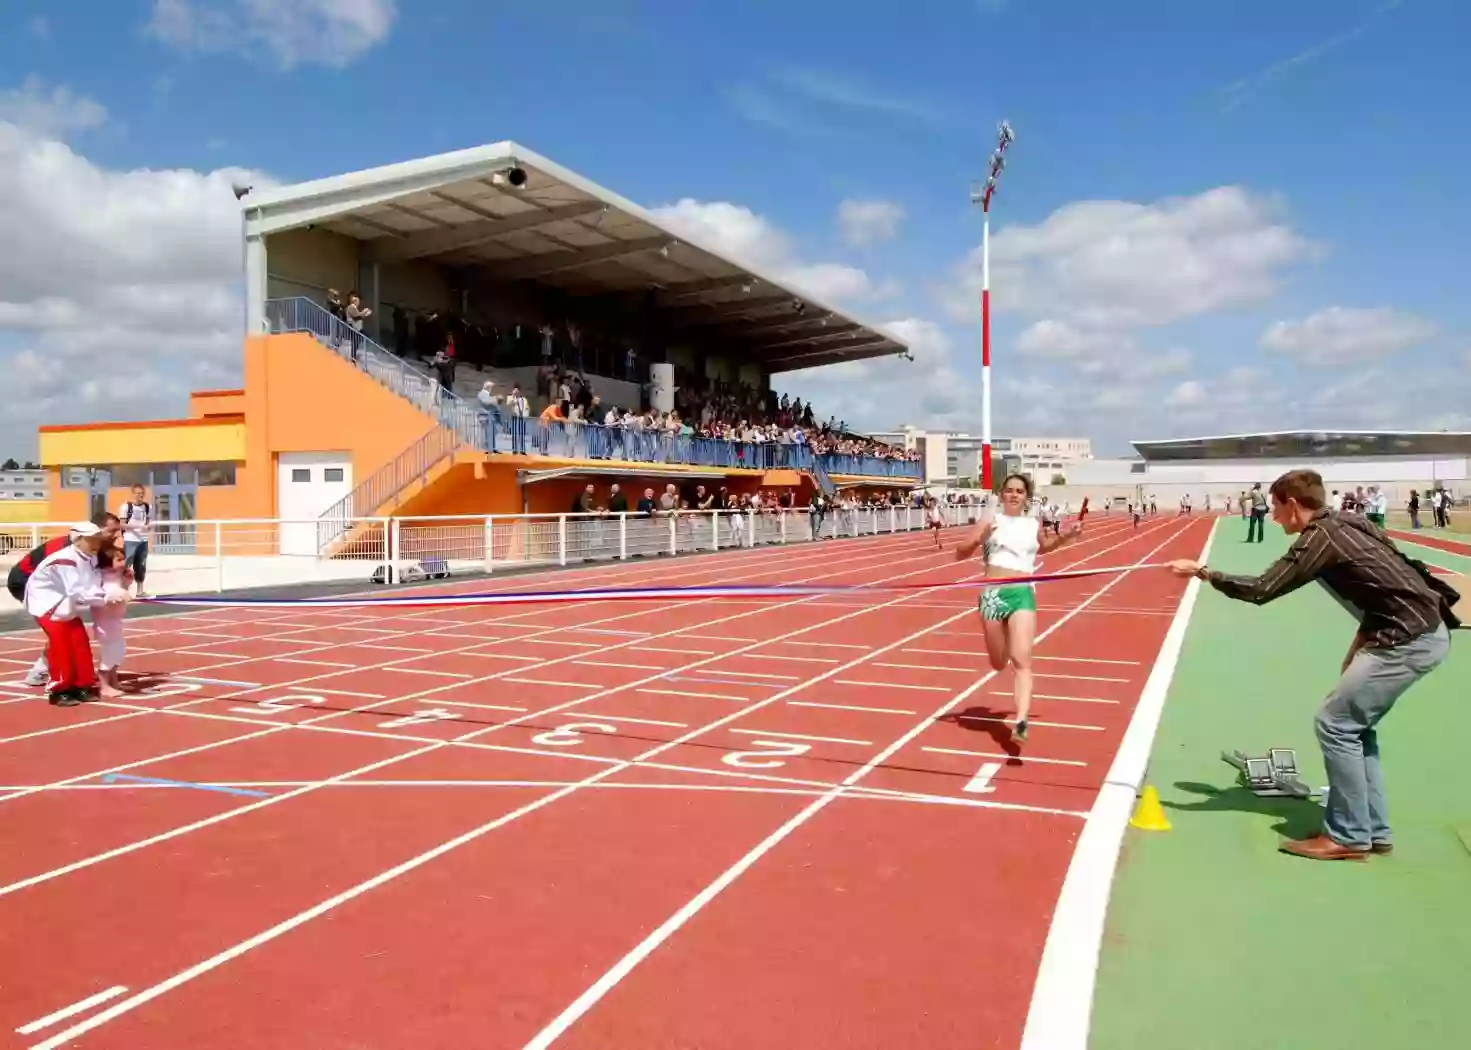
[
  {"x1": 836, "y1": 199, "x2": 905, "y2": 247},
  {"x1": 0, "y1": 76, "x2": 107, "y2": 140},
  {"x1": 0, "y1": 104, "x2": 272, "y2": 459},
  {"x1": 1165, "y1": 380, "x2": 1206, "y2": 407},
  {"x1": 650, "y1": 197, "x2": 899, "y2": 304},
  {"x1": 28, "y1": 16, "x2": 49, "y2": 38},
  {"x1": 1260, "y1": 306, "x2": 1437, "y2": 365},
  {"x1": 147, "y1": 0, "x2": 397, "y2": 68},
  {"x1": 947, "y1": 185, "x2": 1313, "y2": 334}
]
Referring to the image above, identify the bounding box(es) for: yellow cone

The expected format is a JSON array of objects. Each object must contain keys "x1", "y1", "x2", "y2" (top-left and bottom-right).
[{"x1": 1129, "y1": 785, "x2": 1172, "y2": 831}]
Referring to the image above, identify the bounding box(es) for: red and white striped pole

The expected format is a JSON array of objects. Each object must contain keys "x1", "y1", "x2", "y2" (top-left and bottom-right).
[{"x1": 975, "y1": 120, "x2": 1014, "y2": 494}]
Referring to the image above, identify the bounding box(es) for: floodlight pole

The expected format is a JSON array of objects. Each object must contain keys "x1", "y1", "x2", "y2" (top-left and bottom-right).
[{"x1": 973, "y1": 120, "x2": 1014, "y2": 493}]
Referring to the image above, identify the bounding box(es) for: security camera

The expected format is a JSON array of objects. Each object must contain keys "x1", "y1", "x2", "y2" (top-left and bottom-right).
[
  {"x1": 491, "y1": 167, "x2": 528, "y2": 188},
  {"x1": 232, "y1": 183, "x2": 252, "y2": 200}
]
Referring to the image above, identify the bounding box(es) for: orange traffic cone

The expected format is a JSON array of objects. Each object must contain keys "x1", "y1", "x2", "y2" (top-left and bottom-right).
[{"x1": 1129, "y1": 785, "x2": 1172, "y2": 831}]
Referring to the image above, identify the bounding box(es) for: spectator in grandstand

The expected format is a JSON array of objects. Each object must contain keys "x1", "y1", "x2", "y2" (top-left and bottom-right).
[
  {"x1": 607, "y1": 484, "x2": 628, "y2": 515},
  {"x1": 637, "y1": 488, "x2": 657, "y2": 516},
  {"x1": 344, "y1": 291, "x2": 371, "y2": 362},
  {"x1": 119, "y1": 485, "x2": 152, "y2": 598},
  {"x1": 1169, "y1": 468, "x2": 1454, "y2": 861},
  {"x1": 504, "y1": 384, "x2": 530, "y2": 454}
]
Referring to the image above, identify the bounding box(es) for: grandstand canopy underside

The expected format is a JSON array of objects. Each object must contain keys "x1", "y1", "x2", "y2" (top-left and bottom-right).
[
  {"x1": 242, "y1": 141, "x2": 906, "y2": 373},
  {"x1": 1133, "y1": 430, "x2": 1471, "y2": 461}
]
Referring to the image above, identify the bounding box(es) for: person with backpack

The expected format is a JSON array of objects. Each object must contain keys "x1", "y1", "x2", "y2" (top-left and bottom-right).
[
  {"x1": 119, "y1": 484, "x2": 152, "y2": 597},
  {"x1": 1170, "y1": 469, "x2": 1455, "y2": 862},
  {"x1": 1246, "y1": 482, "x2": 1268, "y2": 543},
  {"x1": 10, "y1": 513, "x2": 120, "y2": 687}
]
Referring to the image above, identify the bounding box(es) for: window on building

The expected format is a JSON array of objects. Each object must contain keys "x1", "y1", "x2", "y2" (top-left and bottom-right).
[
  {"x1": 291, "y1": 468, "x2": 311, "y2": 482},
  {"x1": 111, "y1": 465, "x2": 149, "y2": 488},
  {"x1": 324, "y1": 468, "x2": 344, "y2": 483},
  {"x1": 198, "y1": 464, "x2": 236, "y2": 486}
]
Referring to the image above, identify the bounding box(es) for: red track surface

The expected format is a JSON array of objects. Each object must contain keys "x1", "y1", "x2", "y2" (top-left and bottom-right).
[
  {"x1": 1386, "y1": 527, "x2": 1471, "y2": 558},
  {"x1": 0, "y1": 515, "x2": 1210, "y2": 1049}
]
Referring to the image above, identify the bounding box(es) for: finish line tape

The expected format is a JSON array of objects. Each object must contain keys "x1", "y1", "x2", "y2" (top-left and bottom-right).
[{"x1": 136, "y1": 562, "x2": 1175, "y2": 610}]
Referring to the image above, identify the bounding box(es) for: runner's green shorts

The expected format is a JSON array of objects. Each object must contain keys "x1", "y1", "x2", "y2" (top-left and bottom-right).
[{"x1": 979, "y1": 583, "x2": 1037, "y2": 621}]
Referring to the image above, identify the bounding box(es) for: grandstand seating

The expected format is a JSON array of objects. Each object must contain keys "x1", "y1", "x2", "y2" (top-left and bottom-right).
[{"x1": 263, "y1": 296, "x2": 918, "y2": 523}]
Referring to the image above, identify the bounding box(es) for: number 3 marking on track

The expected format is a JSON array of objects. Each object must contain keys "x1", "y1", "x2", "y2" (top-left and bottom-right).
[
  {"x1": 530, "y1": 722, "x2": 617, "y2": 748},
  {"x1": 229, "y1": 694, "x2": 326, "y2": 716},
  {"x1": 721, "y1": 740, "x2": 812, "y2": 769}
]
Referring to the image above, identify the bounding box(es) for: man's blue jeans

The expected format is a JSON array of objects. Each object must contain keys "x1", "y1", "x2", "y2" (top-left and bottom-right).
[{"x1": 1315, "y1": 625, "x2": 1450, "y2": 849}]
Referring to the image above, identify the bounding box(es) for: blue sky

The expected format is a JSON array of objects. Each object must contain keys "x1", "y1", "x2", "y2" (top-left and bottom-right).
[{"x1": 1, "y1": 0, "x2": 1467, "y2": 459}]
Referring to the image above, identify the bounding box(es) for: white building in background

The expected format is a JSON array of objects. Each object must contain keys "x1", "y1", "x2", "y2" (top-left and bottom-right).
[
  {"x1": 1061, "y1": 430, "x2": 1469, "y2": 505},
  {"x1": 0, "y1": 470, "x2": 47, "y2": 501},
  {"x1": 869, "y1": 428, "x2": 1093, "y2": 486}
]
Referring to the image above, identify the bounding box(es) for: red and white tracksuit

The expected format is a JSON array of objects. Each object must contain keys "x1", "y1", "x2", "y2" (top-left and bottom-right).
[{"x1": 24, "y1": 546, "x2": 106, "y2": 693}]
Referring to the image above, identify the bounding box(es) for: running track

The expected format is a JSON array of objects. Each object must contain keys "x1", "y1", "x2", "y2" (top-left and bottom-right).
[{"x1": 0, "y1": 514, "x2": 1211, "y2": 1049}]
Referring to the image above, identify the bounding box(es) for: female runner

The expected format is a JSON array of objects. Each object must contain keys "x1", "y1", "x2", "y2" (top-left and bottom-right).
[{"x1": 955, "y1": 473, "x2": 1081, "y2": 744}]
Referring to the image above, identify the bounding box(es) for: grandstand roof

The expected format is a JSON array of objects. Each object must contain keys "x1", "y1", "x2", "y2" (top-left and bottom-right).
[
  {"x1": 1132, "y1": 429, "x2": 1471, "y2": 461},
  {"x1": 243, "y1": 141, "x2": 907, "y2": 374}
]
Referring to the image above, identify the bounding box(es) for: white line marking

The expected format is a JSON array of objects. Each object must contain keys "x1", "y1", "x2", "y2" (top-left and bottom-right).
[
  {"x1": 873, "y1": 661, "x2": 972, "y2": 672},
  {"x1": 748, "y1": 654, "x2": 838, "y2": 664},
  {"x1": 353, "y1": 643, "x2": 435, "y2": 653},
  {"x1": 727, "y1": 728, "x2": 871, "y2": 746},
  {"x1": 687, "y1": 669, "x2": 798, "y2": 680},
  {"x1": 1035, "y1": 673, "x2": 1129, "y2": 683},
  {"x1": 923, "y1": 747, "x2": 1086, "y2": 768},
  {"x1": 512, "y1": 638, "x2": 602, "y2": 648},
  {"x1": 789, "y1": 701, "x2": 916, "y2": 716},
  {"x1": 782, "y1": 640, "x2": 871, "y2": 649},
  {"x1": 902, "y1": 648, "x2": 983, "y2": 657},
  {"x1": 835, "y1": 679, "x2": 949, "y2": 692},
  {"x1": 16, "y1": 986, "x2": 128, "y2": 1034},
  {"x1": 963, "y1": 761, "x2": 1003, "y2": 794},
  {"x1": 174, "y1": 675, "x2": 263, "y2": 689},
  {"x1": 572, "y1": 629, "x2": 652, "y2": 637},
  {"x1": 1020, "y1": 519, "x2": 1214, "y2": 1050},
  {"x1": 568, "y1": 714, "x2": 687, "y2": 728},
  {"x1": 679, "y1": 635, "x2": 757, "y2": 643},
  {"x1": 955, "y1": 715, "x2": 1106, "y2": 732},
  {"x1": 637, "y1": 688, "x2": 749, "y2": 702},
  {"x1": 461, "y1": 651, "x2": 542, "y2": 661},
  {"x1": 991, "y1": 690, "x2": 1120, "y2": 705},
  {"x1": 639, "y1": 646, "x2": 714, "y2": 655},
  {"x1": 273, "y1": 658, "x2": 357, "y2": 669},
  {"x1": 380, "y1": 667, "x2": 472, "y2": 679},
  {"x1": 591, "y1": 661, "x2": 664, "y2": 671},
  {"x1": 505, "y1": 678, "x2": 595, "y2": 689},
  {"x1": 1034, "y1": 655, "x2": 1142, "y2": 666},
  {"x1": 303, "y1": 687, "x2": 384, "y2": 699}
]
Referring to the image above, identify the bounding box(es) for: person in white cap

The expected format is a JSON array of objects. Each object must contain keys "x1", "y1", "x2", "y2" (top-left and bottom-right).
[
  {"x1": 23, "y1": 523, "x2": 120, "y2": 706},
  {"x1": 11, "y1": 513, "x2": 121, "y2": 688}
]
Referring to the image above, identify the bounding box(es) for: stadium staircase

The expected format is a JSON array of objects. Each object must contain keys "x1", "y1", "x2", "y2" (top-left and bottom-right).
[
  {"x1": 264, "y1": 297, "x2": 482, "y2": 557},
  {"x1": 810, "y1": 456, "x2": 837, "y2": 498}
]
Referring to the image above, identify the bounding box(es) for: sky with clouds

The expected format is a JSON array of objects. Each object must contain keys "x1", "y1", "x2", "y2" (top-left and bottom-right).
[{"x1": 0, "y1": 0, "x2": 1467, "y2": 461}]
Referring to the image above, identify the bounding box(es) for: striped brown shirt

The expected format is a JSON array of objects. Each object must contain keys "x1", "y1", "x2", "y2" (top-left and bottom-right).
[{"x1": 1206, "y1": 509, "x2": 1443, "y2": 649}]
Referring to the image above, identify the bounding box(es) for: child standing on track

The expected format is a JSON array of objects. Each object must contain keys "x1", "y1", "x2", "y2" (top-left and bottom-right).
[
  {"x1": 93, "y1": 545, "x2": 134, "y2": 697},
  {"x1": 954, "y1": 473, "x2": 1082, "y2": 745},
  {"x1": 926, "y1": 496, "x2": 945, "y2": 548}
]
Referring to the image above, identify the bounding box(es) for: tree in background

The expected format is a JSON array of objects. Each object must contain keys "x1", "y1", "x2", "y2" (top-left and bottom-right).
[{"x1": 1, "y1": 458, "x2": 18, "y2": 471}]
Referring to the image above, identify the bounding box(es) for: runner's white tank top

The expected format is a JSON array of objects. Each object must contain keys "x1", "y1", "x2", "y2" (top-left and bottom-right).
[{"x1": 985, "y1": 511, "x2": 1040, "y2": 574}]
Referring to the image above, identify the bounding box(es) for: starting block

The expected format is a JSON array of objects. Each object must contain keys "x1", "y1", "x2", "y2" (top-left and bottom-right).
[{"x1": 1221, "y1": 748, "x2": 1324, "y2": 800}]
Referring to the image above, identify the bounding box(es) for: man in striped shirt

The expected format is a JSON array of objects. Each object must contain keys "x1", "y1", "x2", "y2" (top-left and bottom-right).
[{"x1": 1170, "y1": 469, "x2": 1453, "y2": 862}]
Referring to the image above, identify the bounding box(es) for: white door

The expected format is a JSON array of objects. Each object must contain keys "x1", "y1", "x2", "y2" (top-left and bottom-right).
[{"x1": 277, "y1": 452, "x2": 353, "y2": 556}]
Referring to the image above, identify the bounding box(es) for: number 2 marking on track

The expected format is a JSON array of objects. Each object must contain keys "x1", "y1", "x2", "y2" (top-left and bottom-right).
[
  {"x1": 721, "y1": 740, "x2": 812, "y2": 769},
  {"x1": 530, "y1": 722, "x2": 617, "y2": 748},
  {"x1": 229, "y1": 694, "x2": 326, "y2": 716},
  {"x1": 138, "y1": 682, "x2": 202, "y2": 700},
  {"x1": 379, "y1": 708, "x2": 457, "y2": 729}
]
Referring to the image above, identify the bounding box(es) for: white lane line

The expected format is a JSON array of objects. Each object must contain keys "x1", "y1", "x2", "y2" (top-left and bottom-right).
[
  {"x1": 963, "y1": 762, "x2": 1003, "y2": 794},
  {"x1": 461, "y1": 652, "x2": 542, "y2": 661},
  {"x1": 637, "y1": 688, "x2": 750, "y2": 702},
  {"x1": 273, "y1": 658, "x2": 357, "y2": 669},
  {"x1": 16, "y1": 986, "x2": 128, "y2": 1034},
  {"x1": 781, "y1": 640, "x2": 871, "y2": 649},
  {"x1": 789, "y1": 701, "x2": 916, "y2": 716},
  {"x1": 1035, "y1": 673, "x2": 1129, "y2": 684},
  {"x1": 955, "y1": 714, "x2": 1106, "y2": 732},
  {"x1": 512, "y1": 638, "x2": 602, "y2": 648},
  {"x1": 1021, "y1": 518, "x2": 1215, "y2": 1050},
  {"x1": 835, "y1": 679, "x2": 949, "y2": 692},
  {"x1": 591, "y1": 662, "x2": 664, "y2": 671},
  {"x1": 380, "y1": 667, "x2": 472, "y2": 679},
  {"x1": 570, "y1": 714, "x2": 687, "y2": 728},
  {"x1": 749, "y1": 654, "x2": 839, "y2": 664},
  {"x1": 574, "y1": 629, "x2": 653, "y2": 637},
  {"x1": 304, "y1": 687, "x2": 384, "y2": 700},
  {"x1": 349, "y1": 643, "x2": 435, "y2": 653},
  {"x1": 727, "y1": 728, "x2": 871, "y2": 746},
  {"x1": 1034, "y1": 656, "x2": 1141, "y2": 666},
  {"x1": 902, "y1": 648, "x2": 983, "y2": 657},
  {"x1": 689, "y1": 669, "x2": 799, "y2": 680},
  {"x1": 923, "y1": 747, "x2": 1086, "y2": 768},
  {"x1": 639, "y1": 646, "x2": 714, "y2": 655},
  {"x1": 873, "y1": 661, "x2": 972, "y2": 672},
  {"x1": 506, "y1": 678, "x2": 596, "y2": 689},
  {"x1": 992, "y1": 691, "x2": 1120, "y2": 705},
  {"x1": 173, "y1": 675, "x2": 263, "y2": 689},
  {"x1": 679, "y1": 635, "x2": 758, "y2": 643}
]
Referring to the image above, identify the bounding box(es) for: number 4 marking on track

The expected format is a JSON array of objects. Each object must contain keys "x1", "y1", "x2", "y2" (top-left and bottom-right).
[
  {"x1": 963, "y1": 761, "x2": 1003, "y2": 794},
  {"x1": 379, "y1": 708, "x2": 457, "y2": 729}
]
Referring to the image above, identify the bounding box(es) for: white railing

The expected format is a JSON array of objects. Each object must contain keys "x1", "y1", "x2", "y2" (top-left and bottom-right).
[{"x1": 0, "y1": 504, "x2": 985, "y2": 610}]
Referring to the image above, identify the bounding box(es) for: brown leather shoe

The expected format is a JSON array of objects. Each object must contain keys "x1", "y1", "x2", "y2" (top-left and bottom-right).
[
  {"x1": 1278, "y1": 834, "x2": 1370, "y2": 862},
  {"x1": 1370, "y1": 842, "x2": 1393, "y2": 855}
]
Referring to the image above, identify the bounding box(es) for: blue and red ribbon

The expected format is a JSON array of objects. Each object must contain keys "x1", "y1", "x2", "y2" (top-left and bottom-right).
[{"x1": 136, "y1": 562, "x2": 1172, "y2": 610}]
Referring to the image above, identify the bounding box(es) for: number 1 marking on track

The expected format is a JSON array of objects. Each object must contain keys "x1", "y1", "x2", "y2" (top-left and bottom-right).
[
  {"x1": 379, "y1": 708, "x2": 457, "y2": 729},
  {"x1": 963, "y1": 761, "x2": 1003, "y2": 794}
]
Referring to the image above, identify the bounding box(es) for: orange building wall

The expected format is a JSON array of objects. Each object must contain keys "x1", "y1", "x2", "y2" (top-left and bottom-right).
[{"x1": 239, "y1": 333, "x2": 442, "y2": 519}]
